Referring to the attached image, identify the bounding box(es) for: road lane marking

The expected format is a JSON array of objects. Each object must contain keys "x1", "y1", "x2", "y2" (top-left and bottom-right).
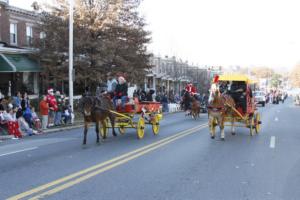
[
  {"x1": 28, "y1": 126, "x2": 207, "y2": 200},
  {"x1": 0, "y1": 147, "x2": 38, "y2": 157},
  {"x1": 7, "y1": 124, "x2": 208, "y2": 200},
  {"x1": 270, "y1": 136, "x2": 276, "y2": 148}
]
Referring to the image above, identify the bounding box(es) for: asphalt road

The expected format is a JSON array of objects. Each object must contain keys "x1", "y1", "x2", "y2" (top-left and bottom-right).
[{"x1": 1, "y1": 98, "x2": 300, "y2": 200}]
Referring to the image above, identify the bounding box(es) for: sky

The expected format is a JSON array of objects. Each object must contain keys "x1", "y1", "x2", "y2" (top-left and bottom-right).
[{"x1": 9, "y1": 0, "x2": 300, "y2": 71}]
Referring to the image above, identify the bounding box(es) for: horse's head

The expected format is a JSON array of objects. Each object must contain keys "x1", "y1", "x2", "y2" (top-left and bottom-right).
[
  {"x1": 80, "y1": 96, "x2": 94, "y2": 116},
  {"x1": 208, "y1": 83, "x2": 222, "y2": 105}
]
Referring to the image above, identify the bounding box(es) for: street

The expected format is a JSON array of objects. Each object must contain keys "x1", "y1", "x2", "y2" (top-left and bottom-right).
[{"x1": 1, "y1": 98, "x2": 300, "y2": 200}]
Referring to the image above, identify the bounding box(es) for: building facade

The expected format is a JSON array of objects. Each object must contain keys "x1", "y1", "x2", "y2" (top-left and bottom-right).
[
  {"x1": 146, "y1": 55, "x2": 209, "y2": 96},
  {"x1": 0, "y1": 0, "x2": 41, "y2": 96}
]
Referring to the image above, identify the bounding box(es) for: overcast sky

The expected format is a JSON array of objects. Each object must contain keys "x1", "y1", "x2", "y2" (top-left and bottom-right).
[{"x1": 10, "y1": 0, "x2": 300, "y2": 70}]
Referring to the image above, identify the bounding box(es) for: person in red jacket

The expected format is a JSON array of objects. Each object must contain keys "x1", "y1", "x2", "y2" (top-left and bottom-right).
[
  {"x1": 40, "y1": 95, "x2": 49, "y2": 130},
  {"x1": 185, "y1": 82, "x2": 197, "y2": 96},
  {"x1": 46, "y1": 88, "x2": 57, "y2": 127}
]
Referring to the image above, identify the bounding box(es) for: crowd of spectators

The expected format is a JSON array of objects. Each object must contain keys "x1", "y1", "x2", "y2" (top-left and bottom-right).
[{"x1": 0, "y1": 89, "x2": 73, "y2": 139}]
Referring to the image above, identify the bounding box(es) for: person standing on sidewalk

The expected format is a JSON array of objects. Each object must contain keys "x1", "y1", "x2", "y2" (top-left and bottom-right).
[
  {"x1": 54, "y1": 91, "x2": 64, "y2": 126},
  {"x1": 39, "y1": 95, "x2": 49, "y2": 130},
  {"x1": 46, "y1": 88, "x2": 58, "y2": 127}
]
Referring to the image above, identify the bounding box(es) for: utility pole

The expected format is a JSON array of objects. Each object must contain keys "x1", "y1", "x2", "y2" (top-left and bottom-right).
[{"x1": 69, "y1": 0, "x2": 74, "y2": 111}]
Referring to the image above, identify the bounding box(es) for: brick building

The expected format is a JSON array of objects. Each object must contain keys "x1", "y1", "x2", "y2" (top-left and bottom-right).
[{"x1": 0, "y1": 0, "x2": 41, "y2": 96}]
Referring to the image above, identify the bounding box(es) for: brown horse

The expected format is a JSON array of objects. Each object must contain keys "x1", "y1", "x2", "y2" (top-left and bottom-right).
[
  {"x1": 191, "y1": 96, "x2": 201, "y2": 119},
  {"x1": 80, "y1": 95, "x2": 117, "y2": 145},
  {"x1": 208, "y1": 83, "x2": 236, "y2": 140}
]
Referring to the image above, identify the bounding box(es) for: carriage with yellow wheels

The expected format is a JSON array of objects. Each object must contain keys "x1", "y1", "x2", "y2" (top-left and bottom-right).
[
  {"x1": 100, "y1": 98, "x2": 163, "y2": 139},
  {"x1": 208, "y1": 74, "x2": 261, "y2": 139}
]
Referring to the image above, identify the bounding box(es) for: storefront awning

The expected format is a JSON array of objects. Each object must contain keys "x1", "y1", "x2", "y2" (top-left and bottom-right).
[
  {"x1": 0, "y1": 53, "x2": 41, "y2": 72},
  {"x1": 0, "y1": 54, "x2": 14, "y2": 72}
]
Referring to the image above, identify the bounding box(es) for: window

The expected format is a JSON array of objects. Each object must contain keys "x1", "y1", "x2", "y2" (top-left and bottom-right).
[
  {"x1": 26, "y1": 26, "x2": 33, "y2": 46},
  {"x1": 10, "y1": 23, "x2": 17, "y2": 45}
]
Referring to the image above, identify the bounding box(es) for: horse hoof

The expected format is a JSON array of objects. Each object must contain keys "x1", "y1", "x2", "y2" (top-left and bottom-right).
[
  {"x1": 211, "y1": 136, "x2": 215, "y2": 139},
  {"x1": 113, "y1": 133, "x2": 117, "y2": 137},
  {"x1": 221, "y1": 138, "x2": 225, "y2": 141},
  {"x1": 232, "y1": 132, "x2": 236, "y2": 135}
]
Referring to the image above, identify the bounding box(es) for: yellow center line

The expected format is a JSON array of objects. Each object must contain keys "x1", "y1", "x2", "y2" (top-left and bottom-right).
[
  {"x1": 7, "y1": 124, "x2": 207, "y2": 200},
  {"x1": 29, "y1": 125, "x2": 207, "y2": 200}
]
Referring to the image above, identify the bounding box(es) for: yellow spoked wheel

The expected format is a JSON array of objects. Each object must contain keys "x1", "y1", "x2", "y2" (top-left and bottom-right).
[
  {"x1": 136, "y1": 117, "x2": 145, "y2": 139},
  {"x1": 254, "y1": 113, "x2": 261, "y2": 134},
  {"x1": 152, "y1": 115, "x2": 160, "y2": 135},
  {"x1": 249, "y1": 117, "x2": 254, "y2": 136},
  {"x1": 100, "y1": 119, "x2": 108, "y2": 139},
  {"x1": 118, "y1": 127, "x2": 126, "y2": 135}
]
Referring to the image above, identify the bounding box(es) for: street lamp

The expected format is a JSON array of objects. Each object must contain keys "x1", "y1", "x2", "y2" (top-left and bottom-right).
[{"x1": 69, "y1": 0, "x2": 74, "y2": 111}]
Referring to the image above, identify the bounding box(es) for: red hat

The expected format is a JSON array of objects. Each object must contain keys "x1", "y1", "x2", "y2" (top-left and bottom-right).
[{"x1": 213, "y1": 75, "x2": 219, "y2": 83}]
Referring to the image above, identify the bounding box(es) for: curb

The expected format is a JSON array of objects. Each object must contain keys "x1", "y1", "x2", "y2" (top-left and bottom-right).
[
  {"x1": 0, "y1": 135, "x2": 14, "y2": 140},
  {"x1": 43, "y1": 124, "x2": 84, "y2": 134}
]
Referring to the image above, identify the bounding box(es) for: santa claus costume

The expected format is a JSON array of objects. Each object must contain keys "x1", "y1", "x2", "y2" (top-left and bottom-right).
[
  {"x1": 185, "y1": 83, "x2": 197, "y2": 96},
  {"x1": 46, "y1": 88, "x2": 58, "y2": 127}
]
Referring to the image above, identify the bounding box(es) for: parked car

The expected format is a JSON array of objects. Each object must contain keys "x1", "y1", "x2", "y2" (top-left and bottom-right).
[{"x1": 253, "y1": 91, "x2": 266, "y2": 107}]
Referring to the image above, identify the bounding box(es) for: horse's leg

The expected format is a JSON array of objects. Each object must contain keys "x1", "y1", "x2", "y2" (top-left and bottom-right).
[
  {"x1": 109, "y1": 114, "x2": 117, "y2": 137},
  {"x1": 101, "y1": 120, "x2": 107, "y2": 140},
  {"x1": 231, "y1": 116, "x2": 235, "y2": 135},
  {"x1": 83, "y1": 121, "x2": 88, "y2": 145},
  {"x1": 95, "y1": 121, "x2": 100, "y2": 143},
  {"x1": 209, "y1": 115, "x2": 215, "y2": 139},
  {"x1": 220, "y1": 116, "x2": 225, "y2": 141}
]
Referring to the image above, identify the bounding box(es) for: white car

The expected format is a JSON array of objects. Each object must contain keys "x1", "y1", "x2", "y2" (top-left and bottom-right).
[{"x1": 253, "y1": 91, "x2": 266, "y2": 107}]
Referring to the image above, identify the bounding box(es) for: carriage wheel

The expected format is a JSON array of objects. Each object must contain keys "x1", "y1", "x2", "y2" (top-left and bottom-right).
[
  {"x1": 152, "y1": 114, "x2": 160, "y2": 135},
  {"x1": 254, "y1": 113, "x2": 261, "y2": 134},
  {"x1": 249, "y1": 117, "x2": 254, "y2": 136},
  {"x1": 100, "y1": 119, "x2": 108, "y2": 139},
  {"x1": 137, "y1": 117, "x2": 145, "y2": 139},
  {"x1": 118, "y1": 127, "x2": 126, "y2": 135}
]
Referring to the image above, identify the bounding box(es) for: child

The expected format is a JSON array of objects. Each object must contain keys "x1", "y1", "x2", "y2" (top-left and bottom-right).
[{"x1": 31, "y1": 107, "x2": 42, "y2": 133}]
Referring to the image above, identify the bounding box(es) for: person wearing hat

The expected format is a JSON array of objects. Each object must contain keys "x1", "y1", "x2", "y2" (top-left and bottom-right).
[
  {"x1": 46, "y1": 88, "x2": 58, "y2": 127},
  {"x1": 185, "y1": 82, "x2": 197, "y2": 96},
  {"x1": 113, "y1": 76, "x2": 128, "y2": 111}
]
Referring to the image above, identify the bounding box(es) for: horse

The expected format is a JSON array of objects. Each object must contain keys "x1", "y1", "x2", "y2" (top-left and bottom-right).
[
  {"x1": 190, "y1": 96, "x2": 201, "y2": 119},
  {"x1": 79, "y1": 94, "x2": 117, "y2": 145},
  {"x1": 208, "y1": 83, "x2": 236, "y2": 140},
  {"x1": 181, "y1": 90, "x2": 192, "y2": 116}
]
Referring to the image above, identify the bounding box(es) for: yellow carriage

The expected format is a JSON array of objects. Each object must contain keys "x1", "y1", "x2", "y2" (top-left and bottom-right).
[{"x1": 211, "y1": 74, "x2": 261, "y2": 136}]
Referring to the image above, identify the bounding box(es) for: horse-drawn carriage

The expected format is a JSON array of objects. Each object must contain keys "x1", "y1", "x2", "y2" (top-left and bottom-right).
[
  {"x1": 100, "y1": 98, "x2": 163, "y2": 139},
  {"x1": 80, "y1": 94, "x2": 163, "y2": 145},
  {"x1": 208, "y1": 74, "x2": 261, "y2": 140}
]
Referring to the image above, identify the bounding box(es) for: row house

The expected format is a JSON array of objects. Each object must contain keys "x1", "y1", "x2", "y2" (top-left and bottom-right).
[
  {"x1": 146, "y1": 55, "x2": 209, "y2": 95},
  {"x1": 0, "y1": 0, "x2": 41, "y2": 97}
]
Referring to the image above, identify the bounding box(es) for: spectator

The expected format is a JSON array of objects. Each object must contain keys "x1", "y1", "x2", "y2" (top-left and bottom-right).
[
  {"x1": 46, "y1": 88, "x2": 58, "y2": 127},
  {"x1": 54, "y1": 91, "x2": 64, "y2": 126},
  {"x1": 62, "y1": 103, "x2": 72, "y2": 124},
  {"x1": 39, "y1": 95, "x2": 49, "y2": 130},
  {"x1": 31, "y1": 107, "x2": 42, "y2": 133},
  {"x1": 161, "y1": 93, "x2": 169, "y2": 112},
  {"x1": 0, "y1": 103, "x2": 9, "y2": 135},
  {"x1": 4, "y1": 105, "x2": 22, "y2": 139},
  {"x1": 21, "y1": 92, "x2": 30, "y2": 112},
  {"x1": 12, "y1": 91, "x2": 22, "y2": 108},
  {"x1": 17, "y1": 113, "x2": 36, "y2": 136}
]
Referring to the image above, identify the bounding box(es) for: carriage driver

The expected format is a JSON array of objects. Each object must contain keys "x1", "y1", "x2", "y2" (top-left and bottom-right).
[{"x1": 113, "y1": 76, "x2": 128, "y2": 111}]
